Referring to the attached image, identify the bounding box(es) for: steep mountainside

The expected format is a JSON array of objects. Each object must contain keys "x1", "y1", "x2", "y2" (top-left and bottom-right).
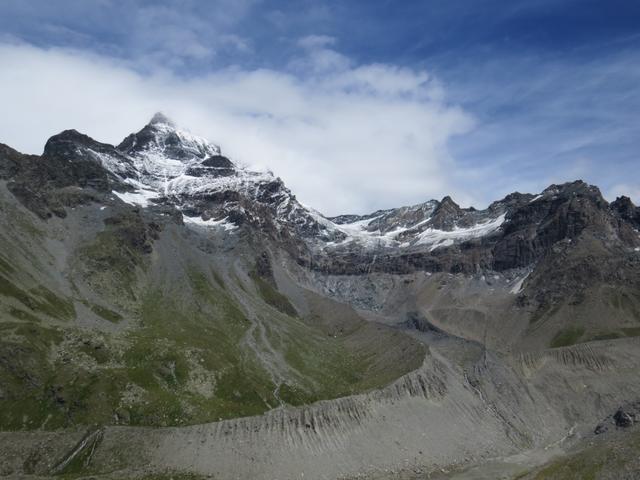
[{"x1": 1, "y1": 114, "x2": 639, "y2": 479}]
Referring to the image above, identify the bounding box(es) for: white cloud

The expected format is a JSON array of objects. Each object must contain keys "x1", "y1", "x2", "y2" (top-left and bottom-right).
[
  {"x1": 298, "y1": 35, "x2": 337, "y2": 49},
  {"x1": 0, "y1": 41, "x2": 474, "y2": 215},
  {"x1": 290, "y1": 35, "x2": 351, "y2": 74},
  {"x1": 0, "y1": 0, "x2": 257, "y2": 70}
]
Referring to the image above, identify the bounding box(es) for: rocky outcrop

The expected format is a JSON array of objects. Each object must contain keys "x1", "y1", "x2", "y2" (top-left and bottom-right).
[
  {"x1": 611, "y1": 195, "x2": 640, "y2": 229},
  {"x1": 492, "y1": 181, "x2": 611, "y2": 269},
  {"x1": 595, "y1": 401, "x2": 640, "y2": 434},
  {"x1": 614, "y1": 408, "x2": 635, "y2": 428}
]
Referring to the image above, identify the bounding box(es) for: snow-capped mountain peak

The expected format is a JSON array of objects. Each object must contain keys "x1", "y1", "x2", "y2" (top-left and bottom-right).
[
  {"x1": 108, "y1": 114, "x2": 228, "y2": 197},
  {"x1": 77, "y1": 116, "x2": 304, "y2": 234},
  {"x1": 117, "y1": 113, "x2": 221, "y2": 166}
]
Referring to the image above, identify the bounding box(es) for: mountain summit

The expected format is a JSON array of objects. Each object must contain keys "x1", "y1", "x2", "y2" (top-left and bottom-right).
[
  {"x1": 148, "y1": 111, "x2": 176, "y2": 127},
  {"x1": 117, "y1": 113, "x2": 221, "y2": 165}
]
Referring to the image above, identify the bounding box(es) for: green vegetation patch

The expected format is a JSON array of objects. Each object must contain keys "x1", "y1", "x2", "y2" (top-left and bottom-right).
[
  {"x1": 9, "y1": 307, "x2": 41, "y2": 323},
  {"x1": 622, "y1": 327, "x2": 640, "y2": 337},
  {"x1": 78, "y1": 341, "x2": 111, "y2": 365},
  {"x1": 0, "y1": 255, "x2": 15, "y2": 275},
  {"x1": 0, "y1": 320, "x2": 129, "y2": 430},
  {"x1": 30, "y1": 286, "x2": 75, "y2": 320},
  {"x1": 77, "y1": 211, "x2": 154, "y2": 304},
  {"x1": 119, "y1": 270, "x2": 278, "y2": 425},
  {"x1": 0, "y1": 259, "x2": 423, "y2": 432},
  {"x1": 0, "y1": 275, "x2": 75, "y2": 321},
  {"x1": 0, "y1": 323, "x2": 66, "y2": 430},
  {"x1": 588, "y1": 331, "x2": 623, "y2": 341},
  {"x1": 138, "y1": 473, "x2": 209, "y2": 480},
  {"x1": 550, "y1": 326, "x2": 585, "y2": 348},
  {"x1": 250, "y1": 272, "x2": 297, "y2": 317},
  {"x1": 281, "y1": 333, "x2": 365, "y2": 402},
  {"x1": 524, "y1": 430, "x2": 640, "y2": 480},
  {"x1": 90, "y1": 303, "x2": 123, "y2": 323},
  {"x1": 266, "y1": 295, "x2": 425, "y2": 405},
  {"x1": 587, "y1": 327, "x2": 640, "y2": 342}
]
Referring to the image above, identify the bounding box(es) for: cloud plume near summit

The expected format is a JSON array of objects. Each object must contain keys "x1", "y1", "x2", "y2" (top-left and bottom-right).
[{"x1": 0, "y1": 38, "x2": 477, "y2": 216}]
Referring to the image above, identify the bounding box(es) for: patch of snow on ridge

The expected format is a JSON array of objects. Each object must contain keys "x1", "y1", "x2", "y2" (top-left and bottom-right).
[
  {"x1": 323, "y1": 213, "x2": 433, "y2": 247},
  {"x1": 334, "y1": 215, "x2": 388, "y2": 246},
  {"x1": 307, "y1": 209, "x2": 397, "y2": 248},
  {"x1": 315, "y1": 210, "x2": 507, "y2": 251},
  {"x1": 510, "y1": 272, "x2": 530, "y2": 294},
  {"x1": 134, "y1": 149, "x2": 187, "y2": 179},
  {"x1": 88, "y1": 149, "x2": 130, "y2": 174},
  {"x1": 124, "y1": 178, "x2": 152, "y2": 190},
  {"x1": 113, "y1": 188, "x2": 159, "y2": 207},
  {"x1": 183, "y1": 215, "x2": 237, "y2": 231},
  {"x1": 164, "y1": 168, "x2": 274, "y2": 197},
  {"x1": 415, "y1": 213, "x2": 507, "y2": 251}
]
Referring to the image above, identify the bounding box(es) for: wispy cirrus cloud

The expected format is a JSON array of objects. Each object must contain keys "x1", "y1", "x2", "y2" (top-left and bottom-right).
[
  {"x1": 0, "y1": 0, "x2": 257, "y2": 70},
  {"x1": 443, "y1": 48, "x2": 640, "y2": 204}
]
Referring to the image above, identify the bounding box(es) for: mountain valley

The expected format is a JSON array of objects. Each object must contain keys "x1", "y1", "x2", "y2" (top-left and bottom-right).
[{"x1": 1, "y1": 115, "x2": 640, "y2": 479}]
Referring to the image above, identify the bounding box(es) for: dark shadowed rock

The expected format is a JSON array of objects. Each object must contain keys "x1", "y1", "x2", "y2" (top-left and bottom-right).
[
  {"x1": 611, "y1": 196, "x2": 640, "y2": 229},
  {"x1": 186, "y1": 155, "x2": 236, "y2": 177},
  {"x1": 429, "y1": 196, "x2": 463, "y2": 230},
  {"x1": 614, "y1": 408, "x2": 635, "y2": 428},
  {"x1": 594, "y1": 423, "x2": 608, "y2": 435}
]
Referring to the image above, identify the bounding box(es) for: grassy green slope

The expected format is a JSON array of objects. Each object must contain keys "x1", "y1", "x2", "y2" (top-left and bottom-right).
[
  {"x1": 516, "y1": 430, "x2": 640, "y2": 480},
  {"x1": 0, "y1": 200, "x2": 424, "y2": 431}
]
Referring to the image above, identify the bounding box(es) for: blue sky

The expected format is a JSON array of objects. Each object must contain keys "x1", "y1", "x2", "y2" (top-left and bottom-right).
[{"x1": 0, "y1": 0, "x2": 638, "y2": 214}]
